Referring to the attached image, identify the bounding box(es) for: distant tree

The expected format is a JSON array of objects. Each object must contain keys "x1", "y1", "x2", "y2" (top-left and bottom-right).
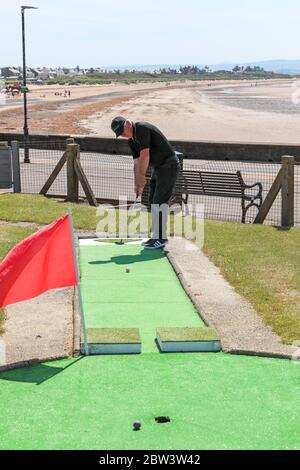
[
  {"x1": 178, "y1": 65, "x2": 207, "y2": 75},
  {"x1": 253, "y1": 66, "x2": 264, "y2": 72},
  {"x1": 243, "y1": 65, "x2": 265, "y2": 73}
]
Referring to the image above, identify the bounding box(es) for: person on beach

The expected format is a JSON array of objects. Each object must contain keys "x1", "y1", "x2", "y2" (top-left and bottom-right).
[{"x1": 111, "y1": 116, "x2": 180, "y2": 249}]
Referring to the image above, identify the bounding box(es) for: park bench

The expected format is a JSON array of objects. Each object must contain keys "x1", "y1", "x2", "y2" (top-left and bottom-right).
[{"x1": 172, "y1": 169, "x2": 263, "y2": 223}]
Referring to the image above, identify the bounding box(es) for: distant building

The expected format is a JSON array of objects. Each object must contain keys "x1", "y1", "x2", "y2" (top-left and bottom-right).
[
  {"x1": 1, "y1": 67, "x2": 21, "y2": 79},
  {"x1": 55, "y1": 68, "x2": 67, "y2": 77},
  {"x1": 26, "y1": 69, "x2": 35, "y2": 79},
  {"x1": 35, "y1": 67, "x2": 51, "y2": 79},
  {"x1": 68, "y1": 68, "x2": 83, "y2": 76}
]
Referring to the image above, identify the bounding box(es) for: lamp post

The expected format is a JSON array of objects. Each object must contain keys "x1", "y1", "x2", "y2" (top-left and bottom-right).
[{"x1": 21, "y1": 5, "x2": 38, "y2": 163}]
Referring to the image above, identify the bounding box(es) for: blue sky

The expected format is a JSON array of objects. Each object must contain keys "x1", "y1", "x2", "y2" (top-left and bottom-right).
[{"x1": 1, "y1": 0, "x2": 300, "y2": 67}]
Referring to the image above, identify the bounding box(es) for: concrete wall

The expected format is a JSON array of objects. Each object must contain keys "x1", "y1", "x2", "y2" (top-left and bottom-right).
[{"x1": 1, "y1": 132, "x2": 299, "y2": 163}]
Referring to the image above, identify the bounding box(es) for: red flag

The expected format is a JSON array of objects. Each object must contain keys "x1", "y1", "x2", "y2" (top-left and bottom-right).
[{"x1": 0, "y1": 214, "x2": 78, "y2": 308}]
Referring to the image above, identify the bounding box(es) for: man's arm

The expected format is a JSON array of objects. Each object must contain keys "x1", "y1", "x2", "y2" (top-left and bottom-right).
[{"x1": 135, "y1": 148, "x2": 150, "y2": 197}]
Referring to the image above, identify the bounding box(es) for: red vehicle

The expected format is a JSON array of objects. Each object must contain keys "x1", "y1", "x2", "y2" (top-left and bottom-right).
[{"x1": 5, "y1": 82, "x2": 21, "y2": 95}]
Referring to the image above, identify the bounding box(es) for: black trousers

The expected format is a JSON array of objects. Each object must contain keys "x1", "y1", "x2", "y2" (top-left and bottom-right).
[{"x1": 148, "y1": 155, "x2": 180, "y2": 239}]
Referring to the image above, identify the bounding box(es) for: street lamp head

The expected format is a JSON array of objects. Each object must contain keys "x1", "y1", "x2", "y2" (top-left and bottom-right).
[{"x1": 21, "y1": 6, "x2": 39, "y2": 10}]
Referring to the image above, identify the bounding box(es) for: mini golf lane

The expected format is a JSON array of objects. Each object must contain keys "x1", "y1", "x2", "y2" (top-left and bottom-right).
[
  {"x1": 79, "y1": 242, "x2": 205, "y2": 353},
  {"x1": 0, "y1": 354, "x2": 299, "y2": 450}
]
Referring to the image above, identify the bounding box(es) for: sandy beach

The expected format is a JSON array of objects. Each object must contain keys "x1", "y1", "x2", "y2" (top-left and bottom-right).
[{"x1": 1, "y1": 78, "x2": 300, "y2": 144}]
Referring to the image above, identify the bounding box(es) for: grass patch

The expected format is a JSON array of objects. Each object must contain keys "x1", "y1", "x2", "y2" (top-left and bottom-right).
[
  {"x1": 0, "y1": 194, "x2": 151, "y2": 233},
  {"x1": 0, "y1": 194, "x2": 100, "y2": 230},
  {"x1": 204, "y1": 221, "x2": 300, "y2": 345},
  {"x1": 86, "y1": 328, "x2": 141, "y2": 344},
  {"x1": 157, "y1": 327, "x2": 220, "y2": 342},
  {"x1": 0, "y1": 224, "x2": 37, "y2": 335}
]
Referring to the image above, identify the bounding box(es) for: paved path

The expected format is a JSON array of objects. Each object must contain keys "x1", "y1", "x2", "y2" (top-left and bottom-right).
[{"x1": 0, "y1": 288, "x2": 74, "y2": 371}]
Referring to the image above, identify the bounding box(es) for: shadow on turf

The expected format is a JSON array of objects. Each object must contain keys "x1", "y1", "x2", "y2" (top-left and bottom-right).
[
  {"x1": 0, "y1": 357, "x2": 83, "y2": 385},
  {"x1": 89, "y1": 251, "x2": 165, "y2": 266}
]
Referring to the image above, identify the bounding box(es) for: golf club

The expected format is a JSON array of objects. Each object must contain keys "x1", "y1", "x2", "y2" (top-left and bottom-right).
[
  {"x1": 127, "y1": 195, "x2": 141, "y2": 230},
  {"x1": 112, "y1": 196, "x2": 143, "y2": 243}
]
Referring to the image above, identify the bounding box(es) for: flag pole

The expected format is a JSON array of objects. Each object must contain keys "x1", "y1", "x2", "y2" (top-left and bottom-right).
[{"x1": 68, "y1": 209, "x2": 89, "y2": 356}]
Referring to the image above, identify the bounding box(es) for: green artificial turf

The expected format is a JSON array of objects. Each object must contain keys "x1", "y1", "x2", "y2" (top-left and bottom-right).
[
  {"x1": 0, "y1": 353, "x2": 299, "y2": 450},
  {"x1": 79, "y1": 244, "x2": 205, "y2": 353},
  {"x1": 95, "y1": 239, "x2": 142, "y2": 244}
]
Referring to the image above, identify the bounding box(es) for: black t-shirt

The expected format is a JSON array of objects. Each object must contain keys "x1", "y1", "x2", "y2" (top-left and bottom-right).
[{"x1": 128, "y1": 121, "x2": 175, "y2": 169}]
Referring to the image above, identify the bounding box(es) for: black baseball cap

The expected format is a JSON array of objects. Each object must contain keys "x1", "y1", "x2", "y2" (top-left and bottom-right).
[{"x1": 111, "y1": 116, "x2": 126, "y2": 137}]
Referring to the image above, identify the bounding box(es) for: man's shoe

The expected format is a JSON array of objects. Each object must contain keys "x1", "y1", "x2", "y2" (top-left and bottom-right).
[
  {"x1": 144, "y1": 239, "x2": 168, "y2": 249},
  {"x1": 141, "y1": 238, "x2": 153, "y2": 246}
]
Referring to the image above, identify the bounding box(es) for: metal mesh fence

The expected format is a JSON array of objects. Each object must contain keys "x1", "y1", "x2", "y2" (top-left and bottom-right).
[
  {"x1": 17, "y1": 141, "x2": 300, "y2": 226},
  {"x1": 19, "y1": 143, "x2": 136, "y2": 202},
  {"x1": 19, "y1": 141, "x2": 68, "y2": 196},
  {"x1": 183, "y1": 159, "x2": 283, "y2": 225},
  {"x1": 80, "y1": 152, "x2": 136, "y2": 202}
]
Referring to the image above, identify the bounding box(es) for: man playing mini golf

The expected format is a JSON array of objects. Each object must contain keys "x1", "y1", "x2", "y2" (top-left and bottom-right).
[{"x1": 111, "y1": 117, "x2": 180, "y2": 249}]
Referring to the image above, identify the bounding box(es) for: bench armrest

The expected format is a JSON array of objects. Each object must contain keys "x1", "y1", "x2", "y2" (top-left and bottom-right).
[
  {"x1": 244, "y1": 181, "x2": 261, "y2": 189},
  {"x1": 243, "y1": 181, "x2": 263, "y2": 194}
]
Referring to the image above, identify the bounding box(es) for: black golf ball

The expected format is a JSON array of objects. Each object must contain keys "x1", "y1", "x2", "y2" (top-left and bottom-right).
[{"x1": 133, "y1": 421, "x2": 141, "y2": 431}]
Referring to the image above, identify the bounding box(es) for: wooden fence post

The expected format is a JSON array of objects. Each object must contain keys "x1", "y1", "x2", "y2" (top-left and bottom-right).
[
  {"x1": 281, "y1": 156, "x2": 294, "y2": 228},
  {"x1": 39, "y1": 138, "x2": 97, "y2": 206},
  {"x1": 40, "y1": 138, "x2": 74, "y2": 195},
  {"x1": 253, "y1": 167, "x2": 283, "y2": 225},
  {"x1": 254, "y1": 155, "x2": 295, "y2": 227},
  {"x1": 73, "y1": 145, "x2": 98, "y2": 207},
  {"x1": 66, "y1": 143, "x2": 79, "y2": 203}
]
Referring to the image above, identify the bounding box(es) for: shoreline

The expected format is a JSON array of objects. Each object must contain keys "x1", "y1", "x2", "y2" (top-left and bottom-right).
[{"x1": 1, "y1": 78, "x2": 300, "y2": 144}]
